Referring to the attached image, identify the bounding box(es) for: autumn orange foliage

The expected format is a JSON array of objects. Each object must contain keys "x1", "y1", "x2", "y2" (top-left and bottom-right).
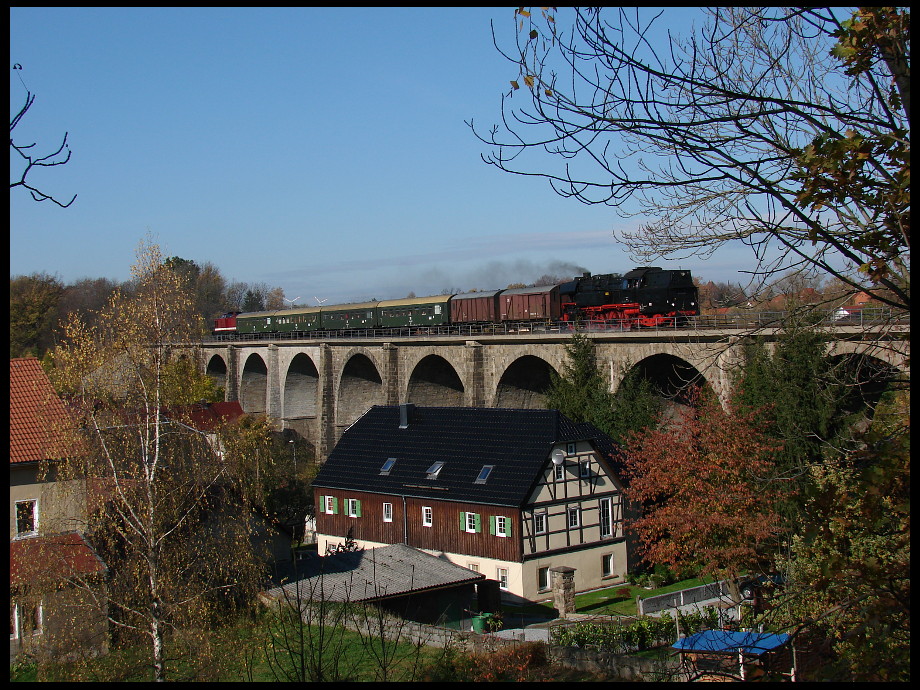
[{"x1": 622, "y1": 388, "x2": 790, "y2": 579}]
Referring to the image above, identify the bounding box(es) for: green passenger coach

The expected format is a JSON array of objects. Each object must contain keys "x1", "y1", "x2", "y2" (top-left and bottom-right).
[
  {"x1": 320, "y1": 301, "x2": 379, "y2": 330},
  {"x1": 377, "y1": 294, "x2": 452, "y2": 328}
]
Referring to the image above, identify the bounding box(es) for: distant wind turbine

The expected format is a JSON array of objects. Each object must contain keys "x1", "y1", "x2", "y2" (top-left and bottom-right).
[
  {"x1": 284, "y1": 296, "x2": 301, "y2": 308},
  {"x1": 314, "y1": 296, "x2": 328, "y2": 306}
]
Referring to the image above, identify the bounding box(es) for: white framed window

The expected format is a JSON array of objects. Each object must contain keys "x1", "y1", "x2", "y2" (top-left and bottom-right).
[
  {"x1": 422, "y1": 506, "x2": 433, "y2": 527},
  {"x1": 538, "y1": 566, "x2": 550, "y2": 591},
  {"x1": 491, "y1": 515, "x2": 508, "y2": 537},
  {"x1": 599, "y1": 497, "x2": 613, "y2": 538},
  {"x1": 461, "y1": 511, "x2": 481, "y2": 533},
  {"x1": 322, "y1": 495, "x2": 337, "y2": 515},
  {"x1": 15, "y1": 499, "x2": 38, "y2": 537},
  {"x1": 567, "y1": 506, "x2": 580, "y2": 529},
  {"x1": 468, "y1": 563, "x2": 480, "y2": 573},
  {"x1": 580, "y1": 459, "x2": 591, "y2": 478},
  {"x1": 346, "y1": 498, "x2": 361, "y2": 518},
  {"x1": 566, "y1": 442, "x2": 577, "y2": 455},
  {"x1": 497, "y1": 567, "x2": 509, "y2": 590},
  {"x1": 10, "y1": 602, "x2": 42, "y2": 639},
  {"x1": 602, "y1": 553, "x2": 614, "y2": 577},
  {"x1": 554, "y1": 463, "x2": 565, "y2": 481},
  {"x1": 534, "y1": 511, "x2": 547, "y2": 534},
  {"x1": 383, "y1": 502, "x2": 393, "y2": 522}
]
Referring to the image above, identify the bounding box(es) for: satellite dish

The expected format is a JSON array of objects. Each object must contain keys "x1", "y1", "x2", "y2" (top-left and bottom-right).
[{"x1": 551, "y1": 449, "x2": 566, "y2": 466}]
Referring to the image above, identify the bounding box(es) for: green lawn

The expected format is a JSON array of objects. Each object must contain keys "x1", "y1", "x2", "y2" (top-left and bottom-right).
[
  {"x1": 11, "y1": 616, "x2": 446, "y2": 683},
  {"x1": 501, "y1": 576, "x2": 715, "y2": 621},
  {"x1": 574, "y1": 577, "x2": 712, "y2": 616}
]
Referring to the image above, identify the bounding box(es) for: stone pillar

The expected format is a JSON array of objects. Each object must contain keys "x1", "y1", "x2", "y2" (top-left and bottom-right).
[
  {"x1": 465, "y1": 341, "x2": 484, "y2": 407},
  {"x1": 266, "y1": 344, "x2": 281, "y2": 423},
  {"x1": 318, "y1": 343, "x2": 336, "y2": 462},
  {"x1": 225, "y1": 345, "x2": 239, "y2": 403},
  {"x1": 550, "y1": 565, "x2": 577, "y2": 618},
  {"x1": 383, "y1": 343, "x2": 399, "y2": 405}
]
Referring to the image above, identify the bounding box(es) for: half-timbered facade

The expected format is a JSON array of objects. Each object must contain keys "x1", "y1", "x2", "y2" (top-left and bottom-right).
[{"x1": 312, "y1": 404, "x2": 631, "y2": 603}]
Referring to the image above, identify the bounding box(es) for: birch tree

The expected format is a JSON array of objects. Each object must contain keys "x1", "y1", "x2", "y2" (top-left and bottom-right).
[{"x1": 48, "y1": 237, "x2": 263, "y2": 681}]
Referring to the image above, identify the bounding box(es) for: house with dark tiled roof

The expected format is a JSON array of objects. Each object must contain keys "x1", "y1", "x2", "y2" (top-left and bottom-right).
[
  {"x1": 312, "y1": 404, "x2": 631, "y2": 604},
  {"x1": 10, "y1": 358, "x2": 108, "y2": 660}
]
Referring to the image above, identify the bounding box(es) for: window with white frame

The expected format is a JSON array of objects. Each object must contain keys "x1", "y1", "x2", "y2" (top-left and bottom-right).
[
  {"x1": 382, "y1": 502, "x2": 393, "y2": 522},
  {"x1": 322, "y1": 495, "x2": 337, "y2": 515},
  {"x1": 602, "y1": 553, "x2": 614, "y2": 577},
  {"x1": 566, "y1": 442, "x2": 577, "y2": 455},
  {"x1": 534, "y1": 511, "x2": 547, "y2": 534},
  {"x1": 422, "y1": 506, "x2": 433, "y2": 527},
  {"x1": 468, "y1": 563, "x2": 480, "y2": 573},
  {"x1": 538, "y1": 566, "x2": 550, "y2": 591},
  {"x1": 554, "y1": 462, "x2": 565, "y2": 481},
  {"x1": 599, "y1": 497, "x2": 613, "y2": 538},
  {"x1": 346, "y1": 498, "x2": 361, "y2": 518},
  {"x1": 10, "y1": 601, "x2": 42, "y2": 639},
  {"x1": 567, "y1": 506, "x2": 580, "y2": 529},
  {"x1": 15, "y1": 499, "x2": 37, "y2": 537},
  {"x1": 579, "y1": 459, "x2": 591, "y2": 478},
  {"x1": 493, "y1": 515, "x2": 508, "y2": 537},
  {"x1": 462, "y1": 511, "x2": 480, "y2": 533},
  {"x1": 497, "y1": 567, "x2": 509, "y2": 590}
]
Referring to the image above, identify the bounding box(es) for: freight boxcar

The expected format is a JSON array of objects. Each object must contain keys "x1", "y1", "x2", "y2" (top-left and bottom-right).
[
  {"x1": 499, "y1": 284, "x2": 561, "y2": 321},
  {"x1": 450, "y1": 290, "x2": 502, "y2": 324},
  {"x1": 377, "y1": 294, "x2": 452, "y2": 328}
]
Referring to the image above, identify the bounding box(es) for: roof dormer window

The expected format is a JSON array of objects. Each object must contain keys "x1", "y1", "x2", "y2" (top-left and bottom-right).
[
  {"x1": 380, "y1": 458, "x2": 396, "y2": 475},
  {"x1": 474, "y1": 465, "x2": 494, "y2": 484},
  {"x1": 426, "y1": 461, "x2": 445, "y2": 480}
]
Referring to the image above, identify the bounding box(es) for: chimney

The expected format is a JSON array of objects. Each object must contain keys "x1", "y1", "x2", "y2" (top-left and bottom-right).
[{"x1": 399, "y1": 403, "x2": 415, "y2": 429}]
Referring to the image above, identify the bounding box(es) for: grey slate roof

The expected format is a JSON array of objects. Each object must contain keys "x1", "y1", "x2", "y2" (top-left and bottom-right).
[
  {"x1": 313, "y1": 405, "x2": 622, "y2": 507},
  {"x1": 266, "y1": 543, "x2": 484, "y2": 603}
]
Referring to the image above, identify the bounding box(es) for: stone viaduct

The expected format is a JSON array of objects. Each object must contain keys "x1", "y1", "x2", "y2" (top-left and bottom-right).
[{"x1": 198, "y1": 326, "x2": 909, "y2": 461}]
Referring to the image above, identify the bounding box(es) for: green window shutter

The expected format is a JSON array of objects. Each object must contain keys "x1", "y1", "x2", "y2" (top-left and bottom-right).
[
  {"x1": 474, "y1": 513, "x2": 482, "y2": 533},
  {"x1": 332, "y1": 497, "x2": 339, "y2": 514},
  {"x1": 489, "y1": 515, "x2": 496, "y2": 535},
  {"x1": 460, "y1": 512, "x2": 466, "y2": 530},
  {"x1": 320, "y1": 495, "x2": 326, "y2": 512},
  {"x1": 356, "y1": 500, "x2": 362, "y2": 518},
  {"x1": 506, "y1": 519, "x2": 512, "y2": 538}
]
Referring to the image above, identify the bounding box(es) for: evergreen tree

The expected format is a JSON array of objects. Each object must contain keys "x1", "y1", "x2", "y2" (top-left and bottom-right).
[
  {"x1": 546, "y1": 333, "x2": 660, "y2": 444},
  {"x1": 733, "y1": 315, "x2": 889, "y2": 487}
]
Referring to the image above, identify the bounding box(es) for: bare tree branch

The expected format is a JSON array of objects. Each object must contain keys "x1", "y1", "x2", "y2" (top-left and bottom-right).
[
  {"x1": 471, "y1": 8, "x2": 909, "y2": 311},
  {"x1": 10, "y1": 85, "x2": 77, "y2": 208}
]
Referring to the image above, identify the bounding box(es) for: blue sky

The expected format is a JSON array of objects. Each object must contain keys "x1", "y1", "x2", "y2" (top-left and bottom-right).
[{"x1": 11, "y1": 7, "x2": 750, "y2": 305}]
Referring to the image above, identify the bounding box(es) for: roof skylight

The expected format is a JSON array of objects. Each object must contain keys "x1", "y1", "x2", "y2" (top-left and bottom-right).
[
  {"x1": 426, "y1": 461, "x2": 445, "y2": 479},
  {"x1": 380, "y1": 458, "x2": 396, "y2": 475},
  {"x1": 474, "y1": 465, "x2": 494, "y2": 484}
]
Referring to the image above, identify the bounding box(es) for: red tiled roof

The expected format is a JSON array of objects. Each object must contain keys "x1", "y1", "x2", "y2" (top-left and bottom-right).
[
  {"x1": 9, "y1": 358, "x2": 75, "y2": 465},
  {"x1": 163, "y1": 401, "x2": 245, "y2": 432},
  {"x1": 10, "y1": 531, "x2": 106, "y2": 586}
]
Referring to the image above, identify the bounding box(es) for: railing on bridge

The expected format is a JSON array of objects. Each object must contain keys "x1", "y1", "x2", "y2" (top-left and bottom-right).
[{"x1": 204, "y1": 307, "x2": 907, "y2": 343}]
